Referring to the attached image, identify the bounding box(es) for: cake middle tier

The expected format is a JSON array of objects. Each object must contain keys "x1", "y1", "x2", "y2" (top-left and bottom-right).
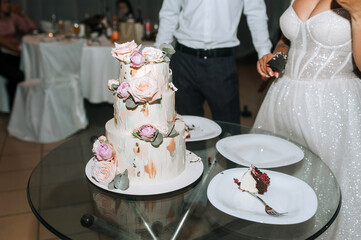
[
  {"x1": 113, "y1": 90, "x2": 176, "y2": 131},
  {"x1": 106, "y1": 118, "x2": 187, "y2": 184}
]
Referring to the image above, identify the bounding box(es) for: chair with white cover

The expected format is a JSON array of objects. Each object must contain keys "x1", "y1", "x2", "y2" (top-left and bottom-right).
[
  {"x1": 8, "y1": 40, "x2": 88, "y2": 143},
  {"x1": 0, "y1": 76, "x2": 10, "y2": 113}
]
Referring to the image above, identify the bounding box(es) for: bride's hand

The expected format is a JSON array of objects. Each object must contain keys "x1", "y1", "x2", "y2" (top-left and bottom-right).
[
  {"x1": 257, "y1": 53, "x2": 279, "y2": 81},
  {"x1": 336, "y1": 0, "x2": 361, "y2": 18}
]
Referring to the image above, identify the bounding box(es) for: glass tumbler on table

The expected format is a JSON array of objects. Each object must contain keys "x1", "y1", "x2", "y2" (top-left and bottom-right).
[
  {"x1": 58, "y1": 20, "x2": 65, "y2": 34},
  {"x1": 73, "y1": 22, "x2": 80, "y2": 38}
]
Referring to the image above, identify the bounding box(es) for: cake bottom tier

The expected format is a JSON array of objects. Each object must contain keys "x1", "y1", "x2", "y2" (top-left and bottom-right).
[{"x1": 105, "y1": 118, "x2": 186, "y2": 184}]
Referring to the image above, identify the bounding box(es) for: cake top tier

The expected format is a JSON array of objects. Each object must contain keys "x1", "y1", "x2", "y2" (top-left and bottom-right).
[{"x1": 108, "y1": 41, "x2": 177, "y2": 108}]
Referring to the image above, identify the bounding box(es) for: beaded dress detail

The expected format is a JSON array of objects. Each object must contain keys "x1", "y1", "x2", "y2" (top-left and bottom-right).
[{"x1": 254, "y1": 5, "x2": 361, "y2": 239}]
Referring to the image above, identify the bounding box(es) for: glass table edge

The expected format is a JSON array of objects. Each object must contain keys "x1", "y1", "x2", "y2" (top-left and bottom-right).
[
  {"x1": 26, "y1": 167, "x2": 72, "y2": 240},
  {"x1": 26, "y1": 121, "x2": 342, "y2": 239}
]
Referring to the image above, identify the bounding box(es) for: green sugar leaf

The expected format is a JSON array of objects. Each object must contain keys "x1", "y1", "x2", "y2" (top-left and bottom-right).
[
  {"x1": 160, "y1": 43, "x2": 176, "y2": 56},
  {"x1": 151, "y1": 132, "x2": 163, "y2": 147},
  {"x1": 125, "y1": 96, "x2": 138, "y2": 109}
]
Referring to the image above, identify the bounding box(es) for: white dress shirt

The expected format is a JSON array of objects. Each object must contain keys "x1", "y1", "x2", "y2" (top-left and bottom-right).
[{"x1": 155, "y1": 0, "x2": 272, "y2": 59}]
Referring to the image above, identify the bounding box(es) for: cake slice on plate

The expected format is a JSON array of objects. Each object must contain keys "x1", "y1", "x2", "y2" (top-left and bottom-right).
[{"x1": 234, "y1": 165, "x2": 270, "y2": 194}]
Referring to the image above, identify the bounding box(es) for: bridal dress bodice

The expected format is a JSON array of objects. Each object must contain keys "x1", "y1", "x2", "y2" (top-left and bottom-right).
[{"x1": 280, "y1": 6, "x2": 353, "y2": 80}]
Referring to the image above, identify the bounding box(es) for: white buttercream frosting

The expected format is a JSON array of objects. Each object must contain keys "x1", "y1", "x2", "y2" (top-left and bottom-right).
[
  {"x1": 114, "y1": 90, "x2": 176, "y2": 132},
  {"x1": 119, "y1": 62, "x2": 170, "y2": 92},
  {"x1": 106, "y1": 118, "x2": 186, "y2": 184},
  {"x1": 240, "y1": 169, "x2": 258, "y2": 194}
]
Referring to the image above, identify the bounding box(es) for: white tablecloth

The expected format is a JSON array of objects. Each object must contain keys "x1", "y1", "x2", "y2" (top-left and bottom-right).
[
  {"x1": 80, "y1": 45, "x2": 117, "y2": 103},
  {"x1": 21, "y1": 34, "x2": 80, "y2": 81},
  {"x1": 20, "y1": 35, "x2": 116, "y2": 103},
  {"x1": 21, "y1": 35, "x2": 42, "y2": 81}
]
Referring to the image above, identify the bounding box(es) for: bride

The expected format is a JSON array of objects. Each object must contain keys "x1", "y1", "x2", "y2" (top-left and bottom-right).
[{"x1": 255, "y1": 0, "x2": 361, "y2": 239}]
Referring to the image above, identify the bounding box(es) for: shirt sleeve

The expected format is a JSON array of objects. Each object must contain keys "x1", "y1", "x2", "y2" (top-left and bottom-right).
[
  {"x1": 243, "y1": 0, "x2": 273, "y2": 59},
  {"x1": 154, "y1": 0, "x2": 182, "y2": 48}
]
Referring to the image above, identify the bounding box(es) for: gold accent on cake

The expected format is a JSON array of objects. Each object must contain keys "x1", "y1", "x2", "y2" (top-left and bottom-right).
[
  {"x1": 131, "y1": 68, "x2": 138, "y2": 77},
  {"x1": 167, "y1": 115, "x2": 176, "y2": 123},
  {"x1": 114, "y1": 108, "x2": 118, "y2": 125},
  {"x1": 141, "y1": 104, "x2": 149, "y2": 117},
  {"x1": 144, "y1": 160, "x2": 157, "y2": 178},
  {"x1": 167, "y1": 138, "x2": 175, "y2": 156},
  {"x1": 133, "y1": 143, "x2": 140, "y2": 154},
  {"x1": 110, "y1": 143, "x2": 117, "y2": 164}
]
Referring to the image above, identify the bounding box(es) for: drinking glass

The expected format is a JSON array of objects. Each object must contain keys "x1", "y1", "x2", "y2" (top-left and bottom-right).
[
  {"x1": 58, "y1": 20, "x2": 65, "y2": 34},
  {"x1": 72, "y1": 22, "x2": 80, "y2": 38}
]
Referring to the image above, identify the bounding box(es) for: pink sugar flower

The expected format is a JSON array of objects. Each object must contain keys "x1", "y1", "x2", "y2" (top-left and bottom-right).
[
  {"x1": 130, "y1": 51, "x2": 145, "y2": 68},
  {"x1": 111, "y1": 41, "x2": 140, "y2": 63},
  {"x1": 134, "y1": 124, "x2": 157, "y2": 141},
  {"x1": 140, "y1": 125, "x2": 156, "y2": 139},
  {"x1": 92, "y1": 160, "x2": 116, "y2": 186},
  {"x1": 128, "y1": 73, "x2": 161, "y2": 103},
  {"x1": 96, "y1": 143, "x2": 114, "y2": 161},
  {"x1": 117, "y1": 82, "x2": 130, "y2": 99}
]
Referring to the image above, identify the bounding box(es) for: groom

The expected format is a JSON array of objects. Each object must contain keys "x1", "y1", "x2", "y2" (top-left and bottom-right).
[{"x1": 155, "y1": 0, "x2": 272, "y2": 123}]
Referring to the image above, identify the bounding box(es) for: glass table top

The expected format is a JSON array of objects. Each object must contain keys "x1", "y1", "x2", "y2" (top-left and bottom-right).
[{"x1": 27, "y1": 122, "x2": 341, "y2": 240}]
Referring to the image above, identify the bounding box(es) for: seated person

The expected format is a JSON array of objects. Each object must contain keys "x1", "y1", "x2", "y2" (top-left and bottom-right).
[
  {"x1": 116, "y1": 0, "x2": 134, "y2": 22},
  {"x1": 0, "y1": 0, "x2": 36, "y2": 108}
]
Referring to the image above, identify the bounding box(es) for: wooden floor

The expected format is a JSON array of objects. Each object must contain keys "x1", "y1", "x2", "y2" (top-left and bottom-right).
[{"x1": 0, "y1": 57, "x2": 267, "y2": 239}]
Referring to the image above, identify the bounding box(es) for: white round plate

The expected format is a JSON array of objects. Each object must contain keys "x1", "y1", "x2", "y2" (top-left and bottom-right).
[
  {"x1": 182, "y1": 115, "x2": 222, "y2": 142},
  {"x1": 216, "y1": 134, "x2": 304, "y2": 168},
  {"x1": 85, "y1": 150, "x2": 204, "y2": 195},
  {"x1": 207, "y1": 168, "x2": 318, "y2": 225}
]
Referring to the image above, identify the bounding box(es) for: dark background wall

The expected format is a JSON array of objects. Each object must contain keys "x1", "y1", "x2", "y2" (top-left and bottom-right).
[
  {"x1": 12, "y1": 0, "x2": 289, "y2": 58},
  {"x1": 12, "y1": 0, "x2": 163, "y2": 23}
]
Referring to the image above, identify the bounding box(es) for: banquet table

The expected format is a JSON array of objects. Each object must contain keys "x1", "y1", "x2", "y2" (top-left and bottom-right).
[
  {"x1": 20, "y1": 34, "x2": 80, "y2": 81},
  {"x1": 27, "y1": 122, "x2": 340, "y2": 240},
  {"x1": 21, "y1": 34, "x2": 46, "y2": 80},
  {"x1": 20, "y1": 34, "x2": 115, "y2": 103},
  {"x1": 80, "y1": 45, "x2": 117, "y2": 103},
  {"x1": 20, "y1": 34, "x2": 155, "y2": 104}
]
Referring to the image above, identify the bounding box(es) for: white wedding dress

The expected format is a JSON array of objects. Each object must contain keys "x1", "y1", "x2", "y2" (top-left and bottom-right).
[{"x1": 254, "y1": 4, "x2": 361, "y2": 240}]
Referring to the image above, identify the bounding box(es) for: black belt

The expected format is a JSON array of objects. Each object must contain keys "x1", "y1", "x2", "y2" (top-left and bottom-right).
[{"x1": 175, "y1": 42, "x2": 236, "y2": 59}]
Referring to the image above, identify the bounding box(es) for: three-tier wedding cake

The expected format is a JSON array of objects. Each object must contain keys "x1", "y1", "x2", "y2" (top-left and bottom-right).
[{"x1": 89, "y1": 41, "x2": 187, "y2": 190}]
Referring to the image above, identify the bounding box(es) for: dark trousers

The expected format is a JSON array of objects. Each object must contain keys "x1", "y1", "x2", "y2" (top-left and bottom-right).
[
  {"x1": 170, "y1": 51, "x2": 241, "y2": 123},
  {"x1": 0, "y1": 51, "x2": 24, "y2": 109}
]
